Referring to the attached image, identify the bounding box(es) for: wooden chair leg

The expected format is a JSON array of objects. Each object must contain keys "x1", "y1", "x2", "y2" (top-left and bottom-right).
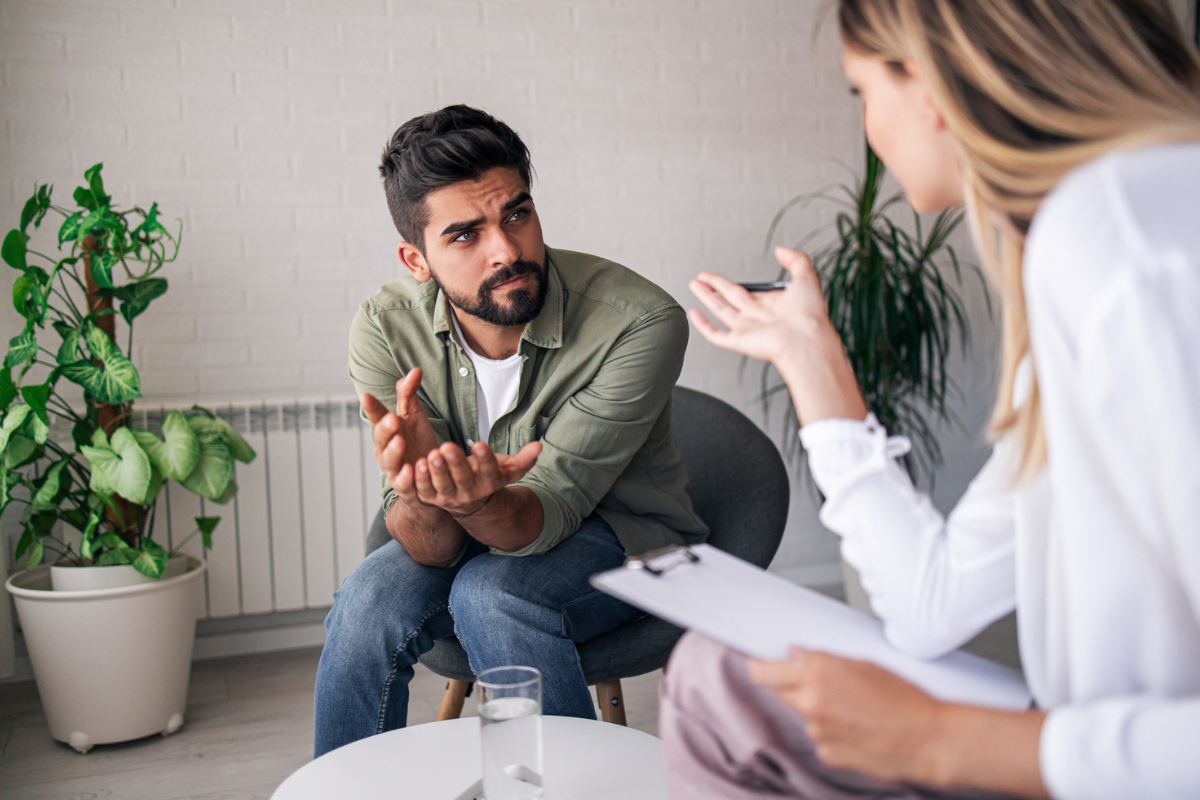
[
  {"x1": 596, "y1": 679, "x2": 627, "y2": 726},
  {"x1": 437, "y1": 679, "x2": 472, "y2": 721}
]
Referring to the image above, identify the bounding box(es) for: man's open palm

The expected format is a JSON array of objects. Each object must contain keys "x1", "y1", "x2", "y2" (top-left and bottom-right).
[{"x1": 361, "y1": 368, "x2": 440, "y2": 492}]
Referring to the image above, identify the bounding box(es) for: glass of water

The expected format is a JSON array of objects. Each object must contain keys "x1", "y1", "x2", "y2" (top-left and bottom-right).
[{"x1": 477, "y1": 666, "x2": 544, "y2": 800}]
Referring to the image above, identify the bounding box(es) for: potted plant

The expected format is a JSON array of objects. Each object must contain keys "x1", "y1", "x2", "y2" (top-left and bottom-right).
[
  {"x1": 759, "y1": 146, "x2": 989, "y2": 607},
  {"x1": 2, "y1": 164, "x2": 256, "y2": 753}
]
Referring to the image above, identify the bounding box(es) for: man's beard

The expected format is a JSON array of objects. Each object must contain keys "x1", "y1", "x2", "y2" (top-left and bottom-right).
[{"x1": 434, "y1": 259, "x2": 548, "y2": 327}]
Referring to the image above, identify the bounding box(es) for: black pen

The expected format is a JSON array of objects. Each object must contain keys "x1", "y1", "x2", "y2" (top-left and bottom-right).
[{"x1": 738, "y1": 281, "x2": 791, "y2": 292}]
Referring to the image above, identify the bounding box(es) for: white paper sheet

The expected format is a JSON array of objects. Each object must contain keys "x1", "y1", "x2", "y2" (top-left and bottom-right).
[{"x1": 591, "y1": 544, "x2": 1031, "y2": 711}]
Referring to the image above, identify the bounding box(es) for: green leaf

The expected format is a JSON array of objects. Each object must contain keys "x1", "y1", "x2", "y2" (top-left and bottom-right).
[
  {"x1": 114, "y1": 278, "x2": 168, "y2": 324},
  {"x1": 2, "y1": 230, "x2": 28, "y2": 271},
  {"x1": 181, "y1": 423, "x2": 234, "y2": 502},
  {"x1": 31, "y1": 460, "x2": 67, "y2": 510},
  {"x1": 20, "y1": 188, "x2": 51, "y2": 233},
  {"x1": 211, "y1": 476, "x2": 238, "y2": 505},
  {"x1": 195, "y1": 515, "x2": 220, "y2": 550},
  {"x1": 190, "y1": 415, "x2": 256, "y2": 464},
  {"x1": 73, "y1": 185, "x2": 97, "y2": 211},
  {"x1": 0, "y1": 368, "x2": 16, "y2": 412},
  {"x1": 55, "y1": 323, "x2": 80, "y2": 365},
  {"x1": 20, "y1": 382, "x2": 51, "y2": 425},
  {"x1": 80, "y1": 427, "x2": 152, "y2": 504},
  {"x1": 88, "y1": 250, "x2": 114, "y2": 290},
  {"x1": 24, "y1": 538, "x2": 43, "y2": 569},
  {"x1": 0, "y1": 404, "x2": 32, "y2": 453},
  {"x1": 96, "y1": 548, "x2": 131, "y2": 566},
  {"x1": 131, "y1": 537, "x2": 167, "y2": 579},
  {"x1": 0, "y1": 468, "x2": 11, "y2": 514},
  {"x1": 12, "y1": 274, "x2": 37, "y2": 315},
  {"x1": 133, "y1": 411, "x2": 199, "y2": 481},
  {"x1": 61, "y1": 323, "x2": 141, "y2": 404},
  {"x1": 72, "y1": 419, "x2": 94, "y2": 450},
  {"x1": 84, "y1": 163, "x2": 109, "y2": 207},
  {"x1": 58, "y1": 211, "x2": 84, "y2": 246},
  {"x1": 5, "y1": 328, "x2": 37, "y2": 368}
]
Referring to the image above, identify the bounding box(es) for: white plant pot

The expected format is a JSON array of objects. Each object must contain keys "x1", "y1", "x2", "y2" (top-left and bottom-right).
[{"x1": 5, "y1": 555, "x2": 206, "y2": 753}]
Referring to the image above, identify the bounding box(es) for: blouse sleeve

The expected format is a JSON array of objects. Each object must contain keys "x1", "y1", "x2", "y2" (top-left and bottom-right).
[
  {"x1": 1037, "y1": 245, "x2": 1200, "y2": 800},
  {"x1": 801, "y1": 416, "x2": 1020, "y2": 659}
]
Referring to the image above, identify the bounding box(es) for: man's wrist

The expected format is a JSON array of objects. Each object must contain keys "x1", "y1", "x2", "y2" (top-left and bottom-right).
[{"x1": 445, "y1": 492, "x2": 496, "y2": 519}]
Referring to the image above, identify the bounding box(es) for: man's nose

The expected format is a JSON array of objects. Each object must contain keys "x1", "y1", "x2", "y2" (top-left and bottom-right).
[{"x1": 482, "y1": 225, "x2": 521, "y2": 266}]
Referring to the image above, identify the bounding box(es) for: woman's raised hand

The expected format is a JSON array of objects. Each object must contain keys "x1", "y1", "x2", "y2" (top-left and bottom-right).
[
  {"x1": 689, "y1": 246, "x2": 869, "y2": 426},
  {"x1": 688, "y1": 246, "x2": 829, "y2": 366}
]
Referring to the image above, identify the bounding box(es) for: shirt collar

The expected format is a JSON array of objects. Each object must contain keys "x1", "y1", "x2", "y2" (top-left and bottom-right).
[{"x1": 431, "y1": 246, "x2": 565, "y2": 351}]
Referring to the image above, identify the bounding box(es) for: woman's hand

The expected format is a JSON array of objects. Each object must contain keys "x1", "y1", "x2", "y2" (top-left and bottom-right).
[
  {"x1": 690, "y1": 246, "x2": 869, "y2": 425},
  {"x1": 688, "y1": 247, "x2": 830, "y2": 365},
  {"x1": 748, "y1": 649, "x2": 947, "y2": 785},
  {"x1": 748, "y1": 649, "x2": 1050, "y2": 798}
]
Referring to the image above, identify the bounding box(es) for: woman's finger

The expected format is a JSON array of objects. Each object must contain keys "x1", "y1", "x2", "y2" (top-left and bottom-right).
[
  {"x1": 690, "y1": 279, "x2": 748, "y2": 330},
  {"x1": 695, "y1": 271, "x2": 759, "y2": 312},
  {"x1": 687, "y1": 308, "x2": 740, "y2": 349},
  {"x1": 774, "y1": 246, "x2": 819, "y2": 284}
]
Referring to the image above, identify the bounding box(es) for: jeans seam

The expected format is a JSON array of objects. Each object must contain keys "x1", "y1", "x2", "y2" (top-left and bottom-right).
[
  {"x1": 375, "y1": 601, "x2": 448, "y2": 735},
  {"x1": 558, "y1": 588, "x2": 609, "y2": 640}
]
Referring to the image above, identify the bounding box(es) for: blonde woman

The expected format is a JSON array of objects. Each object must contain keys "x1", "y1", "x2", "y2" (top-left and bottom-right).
[{"x1": 661, "y1": 1, "x2": 1200, "y2": 798}]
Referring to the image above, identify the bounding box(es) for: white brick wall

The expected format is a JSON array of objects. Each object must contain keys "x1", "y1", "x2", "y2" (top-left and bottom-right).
[{"x1": 0, "y1": 0, "x2": 1021, "y2": 583}]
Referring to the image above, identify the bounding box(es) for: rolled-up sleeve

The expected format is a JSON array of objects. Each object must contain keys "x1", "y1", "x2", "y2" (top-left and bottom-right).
[{"x1": 500, "y1": 304, "x2": 687, "y2": 556}]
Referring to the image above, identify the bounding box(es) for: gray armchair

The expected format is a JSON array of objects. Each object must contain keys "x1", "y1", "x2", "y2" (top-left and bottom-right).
[{"x1": 363, "y1": 385, "x2": 790, "y2": 723}]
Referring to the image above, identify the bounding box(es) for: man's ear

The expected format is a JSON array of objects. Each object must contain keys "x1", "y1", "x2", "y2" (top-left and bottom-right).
[{"x1": 397, "y1": 241, "x2": 432, "y2": 283}]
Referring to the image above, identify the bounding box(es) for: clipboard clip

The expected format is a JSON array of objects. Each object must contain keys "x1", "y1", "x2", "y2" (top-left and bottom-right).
[{"x1": 625, "y1": 545, "x2": 700, "y2": 576}]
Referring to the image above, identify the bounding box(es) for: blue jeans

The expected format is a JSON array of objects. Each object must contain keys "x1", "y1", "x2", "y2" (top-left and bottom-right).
[{"x1": 313, "y1": 514, "x2": 643, "y2": 756}]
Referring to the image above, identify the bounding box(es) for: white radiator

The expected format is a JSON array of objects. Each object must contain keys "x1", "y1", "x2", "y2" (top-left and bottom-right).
[{"x1": 2, "y1": 397, "x2": 382, "y2": 675}]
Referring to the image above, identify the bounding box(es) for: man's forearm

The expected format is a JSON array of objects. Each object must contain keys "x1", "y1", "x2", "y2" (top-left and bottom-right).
[
  {"x1": 386, "y1": 498, "x2": 465, "y2": 568},
  {"x1": 451, "y1": 486, "x2": 544, "y2": 553}
]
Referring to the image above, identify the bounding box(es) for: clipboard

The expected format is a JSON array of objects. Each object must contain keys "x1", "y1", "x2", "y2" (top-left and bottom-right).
[{"x1": 591, "y1": 544, "x2": 1031, "y2": 711}]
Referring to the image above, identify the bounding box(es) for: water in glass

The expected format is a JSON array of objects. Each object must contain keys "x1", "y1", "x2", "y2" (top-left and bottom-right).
[{"x1": 480, "y1": 696, "x2": 543, "y2": 799}]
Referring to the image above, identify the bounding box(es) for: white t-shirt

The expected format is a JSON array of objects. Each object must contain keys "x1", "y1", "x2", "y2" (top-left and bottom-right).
[
  {"x1": 799, "y1": 143, "x2": 1200, "y2": 800},
  {"x1": 451, "y1": 313, "x2": 521, "y2": 447}
]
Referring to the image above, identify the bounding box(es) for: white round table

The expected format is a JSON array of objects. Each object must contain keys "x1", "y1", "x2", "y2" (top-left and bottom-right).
[{"x1": 271, "y1": 716, "x2": 668, "y2": 800}]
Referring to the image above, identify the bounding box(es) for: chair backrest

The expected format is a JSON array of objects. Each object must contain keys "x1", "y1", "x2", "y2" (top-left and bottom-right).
[
  {"x1": 365, "y1": 386, "x2": 791, "y2": 568},
  {"x1": 669, "y1": 386, "x2": 788, "y2": 569}
]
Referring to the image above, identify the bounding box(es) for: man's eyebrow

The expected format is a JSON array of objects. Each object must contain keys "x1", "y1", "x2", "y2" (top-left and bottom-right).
[
  {"x1": 440, "y1": 216, "x2": 485, "y2": 238},
  {"x1": 503, "y1": 192, "x2": 532, "y2": 212},
  {"x1": 439, "y1": 193, "x2": 532, "y2": 238}
]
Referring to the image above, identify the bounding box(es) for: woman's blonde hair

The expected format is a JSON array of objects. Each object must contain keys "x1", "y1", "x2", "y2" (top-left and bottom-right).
[{"x1": 839, "y1": 0, "x2": 1200, "y2": 481}]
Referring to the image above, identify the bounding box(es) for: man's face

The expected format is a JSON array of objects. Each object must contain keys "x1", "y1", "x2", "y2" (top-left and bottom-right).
[{"x1": 415, "y1": 167, "x2": 547, "y2": 327}]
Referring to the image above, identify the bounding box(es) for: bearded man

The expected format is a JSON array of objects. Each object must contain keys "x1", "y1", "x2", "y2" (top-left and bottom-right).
[{"x1": 313, "y1": 105, "x2": 708, "y2": 755}]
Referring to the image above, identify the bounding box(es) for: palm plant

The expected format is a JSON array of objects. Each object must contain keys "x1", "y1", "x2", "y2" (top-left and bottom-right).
[{"x1": 760, "y1": 146, "x2": 989, "y2": 483}]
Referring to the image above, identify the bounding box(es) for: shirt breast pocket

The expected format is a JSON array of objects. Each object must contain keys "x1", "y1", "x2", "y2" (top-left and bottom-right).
[{"x1": 514, "y1": 415, "x2": 551, "y2": 449}]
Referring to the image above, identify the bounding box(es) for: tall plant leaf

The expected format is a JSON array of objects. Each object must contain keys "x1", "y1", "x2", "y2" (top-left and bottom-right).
[
  {"x1": 2, "y1": 230, "x2": 27, "y2": 271},
  {"x1": 181, "y1": 423, "x2": 234, "y2": 502},
  {"x1": 5, "y1": 328, "x2": 36, "y2": 369},
  {"x1": 190, "y1": 415, "x2": 256, "y2": 463},
  {"x1": 132, "y1": 411, "x2": 199, "y2": 481},
  {"x1": 81, "y1": 427, "x2": 152, "y2": 504}
]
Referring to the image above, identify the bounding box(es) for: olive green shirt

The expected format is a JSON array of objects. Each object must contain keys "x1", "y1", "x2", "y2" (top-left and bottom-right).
[{"x1": 348, "y1": 246, "x2": 709, "y2": 557}]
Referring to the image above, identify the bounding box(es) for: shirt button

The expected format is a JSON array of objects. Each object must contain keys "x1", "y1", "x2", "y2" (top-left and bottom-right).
[
  {"x1": 459, "y1": 367, "x2": 469, "y2": 377},
  {"x1": 466, "y1": 439, "x2": 474, "y2": 447}
]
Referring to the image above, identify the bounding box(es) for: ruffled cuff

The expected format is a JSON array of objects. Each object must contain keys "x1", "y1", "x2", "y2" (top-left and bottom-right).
[{"x1": 800, "y1": 413, "x2": 912, "y2": 499}]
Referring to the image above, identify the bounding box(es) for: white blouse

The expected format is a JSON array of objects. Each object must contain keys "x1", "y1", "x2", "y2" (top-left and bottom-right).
[{"x1": 800, "y1": 143, "x2": 1200, "y2": 800}]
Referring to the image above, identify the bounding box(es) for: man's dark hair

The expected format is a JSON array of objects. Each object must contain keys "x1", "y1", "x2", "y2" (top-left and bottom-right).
[{"x1": 379, "y1": 105, "x2": 533, "y2": 252}]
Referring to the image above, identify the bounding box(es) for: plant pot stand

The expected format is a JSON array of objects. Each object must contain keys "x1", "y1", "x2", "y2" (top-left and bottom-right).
[{"x1": 5, "y1": 556, "x2": 206, "y2": 753}]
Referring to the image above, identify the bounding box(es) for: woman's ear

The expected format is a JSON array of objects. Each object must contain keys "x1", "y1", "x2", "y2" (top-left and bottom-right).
[
  {"x1": 904, "y1": 58, "x2": 948, "y2": 133},
  {"x1": 397, "y1": 241, "x2": 432, "y2": 283}
]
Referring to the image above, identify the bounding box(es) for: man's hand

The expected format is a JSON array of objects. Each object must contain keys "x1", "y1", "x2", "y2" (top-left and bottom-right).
[
  {"x1": 405, "y1": 439, "x2": 542, "y2": 516},
  {"x1": 361, "y1": 368, "x2": 440, "y2": 502}
]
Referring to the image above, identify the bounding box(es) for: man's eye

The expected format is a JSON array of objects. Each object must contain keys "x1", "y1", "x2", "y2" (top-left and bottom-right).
[
  {"x1": 508, "y1": 208, "x2": 528, "y2": 222},
  {"x1": 452, "y1": 231, "x2": 475, "y2": 243}
]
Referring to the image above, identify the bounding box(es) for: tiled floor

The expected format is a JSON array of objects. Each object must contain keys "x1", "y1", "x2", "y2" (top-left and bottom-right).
[{"x1": 0, "y1": 648, "x2": 666, "y2": 800}]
